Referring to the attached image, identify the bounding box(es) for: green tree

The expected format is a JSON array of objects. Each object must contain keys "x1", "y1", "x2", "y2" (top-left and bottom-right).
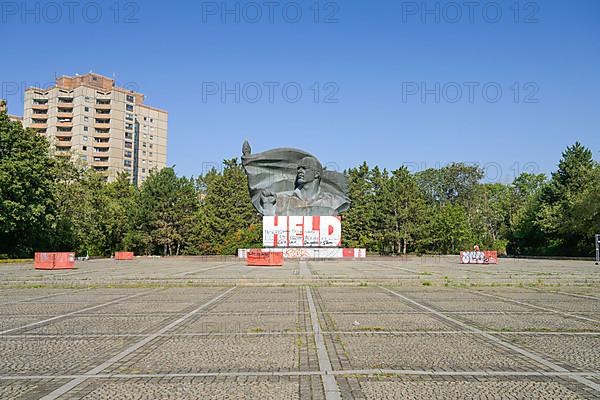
[
  {"x1": 342, "y1": 162, "x2": 378, "y2": 250},
  {"x1": 194, "y1": 159, "x2": 260, "y2": 255},
  {"x1": 0, "y1": 112, "x2": 57, "y2": 257},
  {"x1": 416, "y1": 163, "x2": 484, "y2": 207},
  {"x1": 425, "y1": 204, "x2": 474, "y2": 254},
  {"x1": 537, "y1": 142, "x2": 596, "y2": 255},
  {"x1": 379, "y1": 167, "x2": 427, "y2": 255},
  {"x1": 129, "y1": 168, "x2": 199, "y2": 256}
]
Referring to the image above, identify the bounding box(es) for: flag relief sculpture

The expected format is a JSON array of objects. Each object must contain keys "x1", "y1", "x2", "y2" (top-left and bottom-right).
[{"x1": 239, "y1": 141, "x2": 366, "y2": 259}]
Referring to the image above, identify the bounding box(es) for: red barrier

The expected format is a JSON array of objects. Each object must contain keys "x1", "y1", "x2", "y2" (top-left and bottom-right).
[
  {"x1": 247, "y1": 250, "x2": 284, "y2": 267},
  {"x1": 460, "y1": 251, "x2": 498, "y2": 265},
  {"x1": 34, "y1": 252, "x2": 76, "y2": 270},
  {"x1": 115, "y1": 252, "x2": 135, "y2": 261}
]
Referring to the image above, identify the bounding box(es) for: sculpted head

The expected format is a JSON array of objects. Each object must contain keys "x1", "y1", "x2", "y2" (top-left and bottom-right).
[{"x1": 296, "y1": 156, "x2": 323, "y2": 187}]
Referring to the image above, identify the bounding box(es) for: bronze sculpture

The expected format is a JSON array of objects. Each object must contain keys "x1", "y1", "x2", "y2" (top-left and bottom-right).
[{"x1": 242, "y1": 141, "x2": 350, "y2": 216}]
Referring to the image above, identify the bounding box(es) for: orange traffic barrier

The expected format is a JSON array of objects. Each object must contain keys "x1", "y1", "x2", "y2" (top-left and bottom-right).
[
  {"x1": 247, "y1": 250, "x2": 284, "y2": 267},
  {"x1": 34, "y1": 252, "x2": 76, "y2": 270},
  {"x1": 115, "y1": 252, "x2": 135, "y2": 261}
]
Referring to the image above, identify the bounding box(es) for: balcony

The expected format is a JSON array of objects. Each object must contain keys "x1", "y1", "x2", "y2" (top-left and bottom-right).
[
  {"x1": 57, "y1": 112, "x2": 73, "y2": 119},
  {"x1": 32, "y1": 103, "x2": 49, "y2": 111},
  {"x1": 56, "y1": 121, "x2": 73, "y2": 128},
  {"x1": 95, "y1": 103, "x2": 111, "y2": 110},
  {"x1": 55, "y1": 131, "x2": 72, "y2": 138},
  {"x1": 30, "y1": 123, "x2": 47, "y2": 129},
  {"x1": 55, "y1": 148, "x2": 71, "y2": 157},
  {"x1": 93, "y1": 141, "x2": 110, "y2": 148},
  {"x1": 93, "y1": 161, "x2": 110, "y2": 168},
  {"x1": 57, "y1": 106, "x2": 74, "y2": 112},
  {"x1": 58, "y1": 98, "x2": 74, "y2": 104},
  {"x1": 94, "y1": 123, "x2": 111, "y2": 130}
]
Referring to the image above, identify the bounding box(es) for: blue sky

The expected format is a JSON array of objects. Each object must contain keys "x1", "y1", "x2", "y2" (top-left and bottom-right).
[{"x1": 2, "y1": 0, "x2": 599, "y2": 182}]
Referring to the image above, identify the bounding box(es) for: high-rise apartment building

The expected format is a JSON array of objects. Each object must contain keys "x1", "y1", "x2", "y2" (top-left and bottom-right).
[{"x1": 22, "y1": 73, "x2": 168, "y2": 184}]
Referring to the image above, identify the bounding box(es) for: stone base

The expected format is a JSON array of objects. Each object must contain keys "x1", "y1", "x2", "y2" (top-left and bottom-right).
[{"x1": 238, "y1": 248, "x2": 366, "y2": 259}]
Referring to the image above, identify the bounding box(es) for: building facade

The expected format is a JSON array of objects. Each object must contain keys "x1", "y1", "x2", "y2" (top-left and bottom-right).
[{"x1": 22, "y1": 73, "x2": 168, "y2": 184}]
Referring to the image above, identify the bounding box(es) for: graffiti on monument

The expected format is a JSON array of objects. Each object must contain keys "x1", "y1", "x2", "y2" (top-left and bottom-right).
[{"x1": 263, "y1": 216, "x2": 342, "y2": 248}]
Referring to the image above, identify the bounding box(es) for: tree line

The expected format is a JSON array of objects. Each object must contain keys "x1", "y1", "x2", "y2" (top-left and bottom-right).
[{"x1": 1, "y1": 110, "x2": 598, "y2": 258}]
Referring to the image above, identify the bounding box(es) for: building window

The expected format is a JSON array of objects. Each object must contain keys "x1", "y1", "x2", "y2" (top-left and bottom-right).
[
  {"x1": 85, "y1": 107, "x2": 89, "y2": 112},
  {"x1": 142, "y1": 142, "x2": 147, "y2": 148},
  {"x1": 149, "y1": 144, "x2": 153, "y2": 149},
  {"x1": 142, "y1": 168, "x2": 146, "y2": 173},
  {"x1": 83, "y1": 146, "x2": 87, "y2": 151},
  {"x1": 126, "y1": 104, "x2": 133, "y2": 111},
  {"x1": 83, "y1": 136, "x2": 88, "y2": 141},
  {"x1": 142, "y1": 151, "x2": 146, "y2": 156},
  {"x1": 84, "y1": 116, "x2": 89, "y2": 122},
  {"x1": 124, "y1": 160, "x2": 132, "y2": 167},
  {"x1": 124, "y1": 151, "x2": 132, "y2": 158},
  {"x1": 150, "y1": 135, "x2": 154, "y2": 141},
  {"x1": 85, "y1": 97, "x2": 90, "y2": 102},
  {"x1": 84, "y1": 127, "x2": 88, "y2": 131},
  {"x1": 126, "y1": 95, "x2": 134, "y2": 102},
  {"x1": 125, "y1": 141, "x2": 132, "y2": 149}
]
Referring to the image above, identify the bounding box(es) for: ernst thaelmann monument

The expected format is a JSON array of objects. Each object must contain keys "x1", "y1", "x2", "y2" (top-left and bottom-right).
[
  {"x1": 241, "y1": 141, "x2": 364, "y2": 258},
  {"x1": 241, "y1": 140, "x2": 350, "y2": 217}
]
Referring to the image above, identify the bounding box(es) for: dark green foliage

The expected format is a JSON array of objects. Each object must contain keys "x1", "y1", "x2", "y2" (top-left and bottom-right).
[
  {"x1": 0, "y1": 107, "x2": 597, "y2": 260},
  {"x1": 0, "y1": 113, "x2": 58, "y2": 257},
  {"x1": 193, "y1": 158, "x2": 261, "y2": 255}
]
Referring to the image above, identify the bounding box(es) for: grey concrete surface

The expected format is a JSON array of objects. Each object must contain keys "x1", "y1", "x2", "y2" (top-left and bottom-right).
[{"x1": 0, "y1": 257, "x2": 598, "y2": 399}]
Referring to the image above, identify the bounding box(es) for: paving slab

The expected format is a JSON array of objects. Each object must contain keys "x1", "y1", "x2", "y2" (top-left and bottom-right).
[
  {"x1": 502, "y1": 334, "x2": 600, "y2": 372},
  {"x1": 322, "y1": 313, "x2": 455, "y2": 332},
  {"x1": 351, "y1": 377, "x2": 591, "y2": 400},
  {"x1": 107, "y1": 334, "x2": 316, "y2": 374},
  {"x1": 452, "y1": 312, "x2": 600, "y2": 332},
  {"x1": 326, "y1": 333, "x2": 550, "y2": 372},
  {"x1": 57, "y1": 376, "x2": 315, "y2": 400},
  {"x1": 21, "y1": 315, "x2": 174, "y2": 335},
  {"x1": 0, "y1": 337, "x2": 138, "y2": 375},
  {"x1": 173, "y1": 312, "x2": 305, "y2": 334},
  {"x1": 0, "y1": 379, "x2": 71, "y2": 400}
]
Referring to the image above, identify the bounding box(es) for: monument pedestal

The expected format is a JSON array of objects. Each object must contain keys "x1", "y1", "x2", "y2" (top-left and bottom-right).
[{"x1": 238, "y1": 216, "x2": 366, "y2": 259}]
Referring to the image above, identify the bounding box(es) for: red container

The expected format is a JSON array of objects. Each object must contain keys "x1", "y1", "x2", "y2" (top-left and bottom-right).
[
  {"x1": 115, "y1": 252, "x2": 135, "y2": 261},
  {"x1": 34, "y1": 252, "x2": 75, "y2": 270},
  {"x1": 247, "y1": 250, "x2": 284, "y2": 267}
]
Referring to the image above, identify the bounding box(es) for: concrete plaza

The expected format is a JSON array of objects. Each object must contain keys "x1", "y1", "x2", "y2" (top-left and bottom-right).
[{"x1": 0, "y1": 257, "x2": 599, "y2": 399}]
